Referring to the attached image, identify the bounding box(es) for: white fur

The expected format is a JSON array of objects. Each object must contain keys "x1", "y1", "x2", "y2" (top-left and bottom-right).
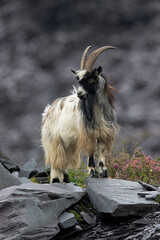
[
  {"x1": 76, "y1": 70, "x2": 87, "y2": 80},
  {"x1": 41, "y1": 70, "x2": 119, "y2": 183},
  {"x1": 42, "y1": 104, "x2": 51, "y2": 122}
]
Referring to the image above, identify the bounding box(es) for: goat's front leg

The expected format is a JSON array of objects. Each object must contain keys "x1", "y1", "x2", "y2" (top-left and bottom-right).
[
  {"x1": 50, "y1": 168, "x2": 70, "y2": 184},
  {"x1": 88, "y1": 155, "x2": 99, "y2": 178},
  {"x1": 97, "y1": 143, "x2": 108, "y2": 178}
]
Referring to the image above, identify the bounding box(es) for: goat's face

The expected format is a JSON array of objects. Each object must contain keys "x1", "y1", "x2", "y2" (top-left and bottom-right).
[{"x1": 75, "y1": 66, "x2": 102, "y2": 100}]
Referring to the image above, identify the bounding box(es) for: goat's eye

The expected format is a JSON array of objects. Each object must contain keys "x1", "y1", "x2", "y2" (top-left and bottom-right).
[{"x1": 76, "y1": 76, "x2": 79, "y2": 81}]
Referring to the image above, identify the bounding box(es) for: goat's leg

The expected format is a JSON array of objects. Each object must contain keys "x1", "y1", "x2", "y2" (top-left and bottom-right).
[
  {"x1": 50, "y1": 168, "x2": 70, "y2": 184},
  {"x1": 97, "y1": 143, "x2": 108, "y2": 178},
  {"x1": 88, "y1": 155, "x2": 99, "y2": 178}
]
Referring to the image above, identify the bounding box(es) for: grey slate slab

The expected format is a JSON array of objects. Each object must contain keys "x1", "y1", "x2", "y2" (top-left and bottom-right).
[
  {"x1": 85, "y1": 178, "x2": 159, "y2": 217},
  {"x1": 0, "y1": 163, "x2": 21, "y2": 190},
  {"x1": 19, "y1": 158, "x2": 37, "y2": 178},
  {"x1": 0, "y1": 182, "x2": 86, "y2": 240},
  {"x1": 18, "y1": 177, "x2": 33, "y2": 183},
  {"x1": 58, "y1": 212, "x2": 77, "y2": 229}
]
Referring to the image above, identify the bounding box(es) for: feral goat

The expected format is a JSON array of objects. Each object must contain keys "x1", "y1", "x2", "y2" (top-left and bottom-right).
[{"x1": 41, "y1": 46, "x2": 120, "y2": 183}]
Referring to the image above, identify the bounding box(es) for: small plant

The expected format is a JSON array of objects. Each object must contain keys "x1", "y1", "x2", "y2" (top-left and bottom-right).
[
  {"x1": 30, "y1": 177, "x2": 38, "y2": 183},
  {"x1": 106, "y1": 140, "x2": 160, "y2": 186},
  {"x1": 69, "y1": 210, "x2": 83, "y2": 221},
  {"x1": 68, "y1": 162, "x2": 88, "y2": 188}
]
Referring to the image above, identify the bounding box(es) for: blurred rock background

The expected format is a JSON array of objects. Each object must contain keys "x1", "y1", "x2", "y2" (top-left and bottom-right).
[{"x1": 0, "y1": 0, "x2": 159, "y2": 166}]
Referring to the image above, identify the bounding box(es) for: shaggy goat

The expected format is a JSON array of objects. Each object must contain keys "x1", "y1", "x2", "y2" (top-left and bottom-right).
[{"x1": 41, "y1": 46, "x2": 119, "y2": 183}]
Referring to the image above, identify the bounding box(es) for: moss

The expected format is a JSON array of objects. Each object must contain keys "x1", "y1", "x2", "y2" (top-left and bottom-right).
[
  {"x1": 30, "y1": 177, "x2": 38, "y2": 183},
  {"x1": 69, "y1": 210, "x2": 83, "y2": 221},
  {"x1": 77, "y1": 202, "x2": 86, "y2": 212},
  {"x1": 77, "y1": 201, "x2": 94, "y2": 215},
  {"x1": 155, "y1": 194, "x2": 160, "y2": 204}
]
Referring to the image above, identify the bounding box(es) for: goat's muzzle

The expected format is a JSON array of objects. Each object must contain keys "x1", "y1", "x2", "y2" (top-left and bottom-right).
[
  {"x1": 77, "y1": 91, "x2": 86, "y2": 100},
  {"x1": 77, "y1": 86, "x2": 87, "y2": 100}
]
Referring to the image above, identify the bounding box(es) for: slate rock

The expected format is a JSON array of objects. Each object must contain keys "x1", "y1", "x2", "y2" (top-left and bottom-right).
[
  {"x1": 19, "y1": 158, "x2": 37, "y2": 178},
  {"x1": 0, "y1": 150, "x2": 20, "y2": 173},
  {"x1": 0, "y1": 163, "x2": 21, "y2": 190},
  {"x1": 85, "y1": 178, "x2": 159, "y2": 217},
  {"x1": 11, "y1": 171, "x2": 19, "y2": 178},
  {"x1": 34, "y1": 167, "x2": 50, "y2": 178},
  {"x1": 58, "y1": 212, "x2": 77, "y2": 229},
  {"x1": 83, "y1": 211, "x2": 160, "y2": 240},
  {"x1": 80, "y1": 211, "x2": 96, "y2": 226},
  {"x1": 0, "y1": 182, "x2": 86, "y2": 240},
  {"x1": 138, "y1": 191, "x2": 159, "y2": 200},
  {"x1": 18, "y1": 177, "x2": 33, "y2": 184}
]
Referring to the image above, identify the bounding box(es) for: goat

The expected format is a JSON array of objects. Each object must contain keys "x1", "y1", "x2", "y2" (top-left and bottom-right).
[{"x1": 41, "y1": 46, "x2": 120, "y2": 183}]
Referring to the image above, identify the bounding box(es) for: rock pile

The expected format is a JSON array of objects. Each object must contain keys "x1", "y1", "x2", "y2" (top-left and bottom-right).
[
  {"x1": 0, "y1": 151, "x2": 160, "y2": 239},
  {"x1": 0, "y1": 151, "x2": 85, "y2": 240},
  {"x1": 0, "y1": 182, "x2": 85, "y2": 240}
]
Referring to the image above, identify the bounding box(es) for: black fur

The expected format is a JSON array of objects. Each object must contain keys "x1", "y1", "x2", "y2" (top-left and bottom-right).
[
  {"x1": 80, "y1": 67, "x2": 102, "y2": 121},
  {"x1": 88, "y1": 155, "x2": 95, "y2": 167},
  {"x1": 99, "y1": 161, "x2": 104, "y2": 167},
  {"x1": 63, "y1": 172, "x2": 70, "y2": 183},
  {"x1": 81, "y1": 94, "x2": 95, "y2": 121},
  {"x1": 52, "y1": 178, "x2": 60, "y2": 183},
  {"x1": 101, "y1": 169, "x2": 108, "y2": 178}
]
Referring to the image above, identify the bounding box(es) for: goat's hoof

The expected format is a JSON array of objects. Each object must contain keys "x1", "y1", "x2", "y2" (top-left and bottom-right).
[
  {"x1": 100, "y1": 169, "x2": 108, "y2": 178},
  {"x1": 94, "y1": 169, "x2": 100, "y2": 178},
  {"x1": 90, "y1": 169, "x2": 100, "y2": 178},
  {"x1": 52, "y1": 178, "x2": 60, "y2": 183},
  {"x1": 63, "y1": 172, "x2": 70, "y2": 183},
  {"x1": 90, "y1": 169, "x2": 95, "y2": 178}
]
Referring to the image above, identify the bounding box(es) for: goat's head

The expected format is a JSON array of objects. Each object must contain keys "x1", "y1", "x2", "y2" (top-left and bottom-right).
[{"x1": 72, "y1": 46, "x2": 116, "y2": 100}]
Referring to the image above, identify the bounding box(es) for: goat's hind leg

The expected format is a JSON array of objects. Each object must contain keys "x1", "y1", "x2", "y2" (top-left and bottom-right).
[
  {"x1": 50, "y1": 168, "x2": 70, "y2": 183},
  {"x1": 97, "y1": 143, "x2": 108, "y2": 178}
]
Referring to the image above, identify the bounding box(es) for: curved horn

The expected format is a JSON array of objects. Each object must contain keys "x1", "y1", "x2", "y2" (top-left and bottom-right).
[
  {"x1": 80, "y1": 45, "x2": 92, "y2": 70},
  {"x1": 84, "y1": 46, "x2": 116, "y2": 72}
]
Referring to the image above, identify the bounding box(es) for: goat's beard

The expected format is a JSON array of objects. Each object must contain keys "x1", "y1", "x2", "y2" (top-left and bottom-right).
[{"x1": 81, "y1": 94, "x2": 95, "y2": 121}]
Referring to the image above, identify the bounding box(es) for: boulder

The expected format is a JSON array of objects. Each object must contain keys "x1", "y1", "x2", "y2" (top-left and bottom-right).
[
  {"x1": 19, "y1": 158, "x2": 37, "y2": 178},
  {"x1": 0, "y1": 163, "x2": 21, "y2": 190},
  {"x1": 0, "y1": 150, "x2": 20, "y2": 173},
  {"x1": 85, "y1": 178, "x2": 159, "y2": 217},
  {"x1": 0, "y1": 182, "x2": 86, "y2": 239},
  {"x1": 58, "y1": 212, "x2": 77, "y2": 229}
]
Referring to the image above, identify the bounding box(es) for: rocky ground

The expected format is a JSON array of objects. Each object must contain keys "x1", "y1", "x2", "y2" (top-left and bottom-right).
[
  {"x1": 1, "y1": 151, "x2": 160, "y2": 240},
  {"x1": 0, "y1": 0, "x2": 160, "y2": 166}
]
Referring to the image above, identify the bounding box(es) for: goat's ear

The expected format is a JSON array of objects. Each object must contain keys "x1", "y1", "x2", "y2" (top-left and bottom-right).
[
  {"x1": 71, "y1": 69, "x2": 76, "y2": 74},
  {"x1": 97, "y1": 66, "x2": 102, "y2": 75}
]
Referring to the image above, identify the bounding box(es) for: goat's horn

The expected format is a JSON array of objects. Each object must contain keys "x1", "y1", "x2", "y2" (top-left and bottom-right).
[
  {"x1": 80, "y1": 46, "x2": 92, "y2": 70},
  {"x1": 84, "y1": 46, "x2": 116, "y2": 72}
]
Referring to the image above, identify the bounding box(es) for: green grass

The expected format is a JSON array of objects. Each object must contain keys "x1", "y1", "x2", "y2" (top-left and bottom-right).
[
  {"x1": 68, "y1": 162, "x2": 88, "y2": 188},
  {"x1": 30, "y1": 161, "x2": 88, "y2": 187}
]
